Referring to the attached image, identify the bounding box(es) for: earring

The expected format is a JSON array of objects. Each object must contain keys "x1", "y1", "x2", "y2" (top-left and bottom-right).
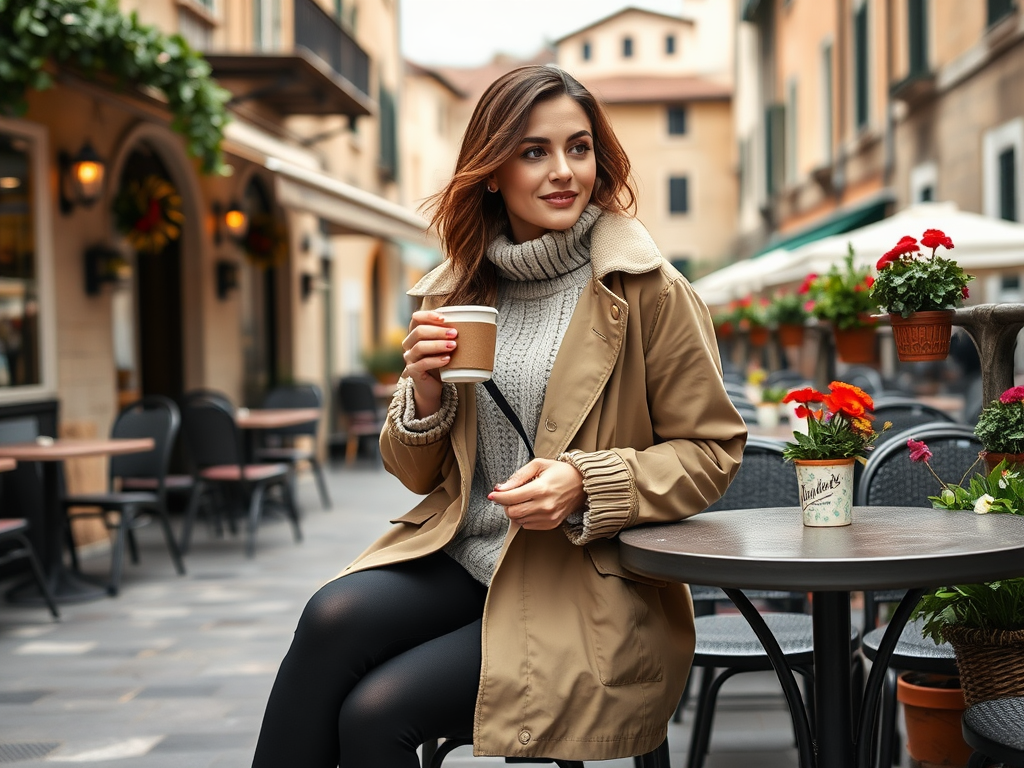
[{"x1": 486, "y1": 183, "x2": 497, "y2": 193}]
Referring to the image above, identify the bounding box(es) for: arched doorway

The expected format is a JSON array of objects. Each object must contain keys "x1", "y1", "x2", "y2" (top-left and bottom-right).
[{"x1": 110, "y1": 143, "x2": 184, "y2": 406}]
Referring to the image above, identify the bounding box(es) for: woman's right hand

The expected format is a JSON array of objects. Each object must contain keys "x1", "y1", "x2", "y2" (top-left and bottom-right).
[{"x1": 403, "y1": 310, "x2": 457, "y2": 417}]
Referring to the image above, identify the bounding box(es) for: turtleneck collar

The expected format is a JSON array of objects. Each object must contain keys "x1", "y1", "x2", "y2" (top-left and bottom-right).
[{"x1": 485, "y1": 204, "x2": 602, "y2": 282}]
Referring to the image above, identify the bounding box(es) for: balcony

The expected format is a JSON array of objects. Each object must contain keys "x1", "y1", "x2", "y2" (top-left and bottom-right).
[{"x1": 204, "y1": 0, "x2": 373, "y2": 118}]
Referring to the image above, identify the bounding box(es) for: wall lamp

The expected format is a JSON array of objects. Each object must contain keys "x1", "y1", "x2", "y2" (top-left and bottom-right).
[
  {"x1": 59, "y1": 141, "x2": 106, "y2": 214},
  {"x1": 216, "y1": 259, "x2": 240, "y2": 300},
  {"x1": 213, "y1": 200, "x2": 248, "y2": 244},
  {"x1": 84, "y1": 245, "x2": 126, "y2": 295}
]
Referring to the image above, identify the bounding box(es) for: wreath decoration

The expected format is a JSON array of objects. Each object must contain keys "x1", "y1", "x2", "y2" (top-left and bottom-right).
[
  {"x1": 112, "y1": 175, "x2": 184, "y2": 255},
  {"x1": 243, "y1": 213, "x2": 288, "y2": 267}
]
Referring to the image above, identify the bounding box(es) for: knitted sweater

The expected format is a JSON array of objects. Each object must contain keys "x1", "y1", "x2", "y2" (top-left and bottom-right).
[{"x1": 391, "y1": 205, "x2": 601, "y2": 584}]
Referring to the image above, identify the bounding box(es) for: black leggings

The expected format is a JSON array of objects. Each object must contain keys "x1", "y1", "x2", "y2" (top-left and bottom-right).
[{"x1": 252, "y1": 552, "x2": 487, "y2": 768}]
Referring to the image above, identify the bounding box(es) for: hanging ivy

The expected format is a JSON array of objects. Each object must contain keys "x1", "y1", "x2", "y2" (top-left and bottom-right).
[{"x1": 0, "y1": 0, "x2": 231, "y2": 175}]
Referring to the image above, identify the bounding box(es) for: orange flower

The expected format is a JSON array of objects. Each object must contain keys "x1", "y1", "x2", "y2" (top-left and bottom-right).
[{"x1": 825, "y1": 381, "x2": 874, "y2": 418}]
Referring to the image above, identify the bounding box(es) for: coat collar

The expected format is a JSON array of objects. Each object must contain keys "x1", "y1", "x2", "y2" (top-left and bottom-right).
[{"x1": 408, "y1": 211, "x2": 663, "y2": 298}]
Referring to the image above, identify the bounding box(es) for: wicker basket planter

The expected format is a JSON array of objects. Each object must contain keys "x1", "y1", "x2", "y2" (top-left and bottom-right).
[
  {"x1": 944, "y1": 625, "x2": 1024, "y2": 706},
  {"x1": 890, "y1": 309, "x2": 954, "y2": 362}
]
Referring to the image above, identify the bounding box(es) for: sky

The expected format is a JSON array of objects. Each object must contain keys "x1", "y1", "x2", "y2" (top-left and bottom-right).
[{"x1": 400, "y1": 0, "x2": 686, "y2": 67}]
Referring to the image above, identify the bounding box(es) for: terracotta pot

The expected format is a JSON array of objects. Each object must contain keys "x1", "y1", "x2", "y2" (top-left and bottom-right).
[
  {"x1": 777, "y1": 323, "x2": 805, "y2": 348},
  {"x1": 716, "y1": 321, "x2": 734, "y2": 341},
  {"x1": 896, "y1": 672, "x2": 972, "y2": 767},
  {"x1": 833, "y1": 324, "x2": 877, "y2": 364},
  {"x1": 979, "y1": 451, "x2": 1024, "y2": 474},
  {"x1": 943, "y1": 625, "x2": 1024, "y2": 706},
  {"x1": 793, "y1": 458, "x2": 855, "y2": 527},
  {"x1": 889, "y1": 309, "x2": 954, "y2": 362},
  {"x1": 748, "y1": 325, "x2": 769, "y2": 347}
]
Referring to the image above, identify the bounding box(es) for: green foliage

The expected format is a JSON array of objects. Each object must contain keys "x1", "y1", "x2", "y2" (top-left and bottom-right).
[
  {"x1": 807, "y1": 245, "x2": 878, "y2": 330},
  {"x1": 911, "y1": 579, "x2": 1024, "y2": 644},
  {"x1": 733, "y1": 295, "x2": 769, "y2": 328},
  {"x1": 765, "y1": 291, "x2": 809, "y2": 326},
  {"x1": 929, "y1": 459, "x2": 1024, "y2": 514},
  {"x1": 0, "y1": 0, "x2": 231, "y2": 175},
  {"x1": 871, "y1": 254, "x2": 971, "y2": 317},
  {"x1": 760, "y1": 386, "x2": 789, "y2": 404},
  {"x1": 974, "y1": 395, "x2": 1024, "y2": 454},
  {"x1": 781, "y1": 412, "x2": 881, "y2": 461}
]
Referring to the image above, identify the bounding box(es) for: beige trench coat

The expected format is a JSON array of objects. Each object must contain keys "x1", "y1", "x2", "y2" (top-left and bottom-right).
[{"x1": 339, "y1": 212, "x2": 747, "y2": 761}]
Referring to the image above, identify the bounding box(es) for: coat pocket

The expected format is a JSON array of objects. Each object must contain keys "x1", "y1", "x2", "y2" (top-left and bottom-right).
[
  {"x1": 388, "y1": 505, "x2": 439, "y2": 526},
  {"x1": 583, "y1": 547, "x2": 667, "y2": 686}
]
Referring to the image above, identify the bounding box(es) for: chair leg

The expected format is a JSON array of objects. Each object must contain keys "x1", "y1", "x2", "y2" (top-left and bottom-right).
[
  {"x1": 108, "y1": 508, "x2": 130, "y2": 597},
  {"x1": 279, "y1": 478, "x2": 303, "y2": 543},
  {"x1": 16, "y1": 532, "x2": 59, "y2": 619},
  {"x1": 126, "y1": 523, "x2": 140, "y2": 565},
  {"x1": 345, "y1": 435, "x2": 358, "y2": 466},
  {"x1": 154, "y1": 504, "x2": 186, "y2": 576},
  {"x1": 64, "y1": 516, "x2": 80, "y2": 573},
  {"x1": 179, "y1": 480, "x2": 205, "y2": 554},
  {"x1": 245, "y1": 484, "x2": 266, "y2": 558},
  {"x1": 688, "y1": 666, "x2": 743, "y2": 768},
  {"x1": 877, "y1": 667, "x2": 899, "y2": 768},
  {"x1": 310, "y1": 456, "x2": 332, "y2": 510}
]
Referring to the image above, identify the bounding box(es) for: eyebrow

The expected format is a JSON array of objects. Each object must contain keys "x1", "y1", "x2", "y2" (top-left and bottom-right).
[{"x1": 519, "y1": 130, "x2": 593, "y2": 145}]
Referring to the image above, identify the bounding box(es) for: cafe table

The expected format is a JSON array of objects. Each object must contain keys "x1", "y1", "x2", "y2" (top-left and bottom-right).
[
  {"x1": 0, "y1": 437, "x2": 154, "y2": 604},
  {"x1": 618, "y1": 505, "x2": 1024, "y2": 768},
  {"x1": 234, "y1": 407, "x2": 321, "y2": 431}
]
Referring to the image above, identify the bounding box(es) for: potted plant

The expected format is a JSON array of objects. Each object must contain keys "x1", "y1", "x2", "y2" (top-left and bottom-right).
[
  {"x1": 766, "y1": 290, "x2": 812, "y2": 348},
  {"x1": 806, "y1": 245, "x2": 879, "y2": 363},
  {"x1": 736, "y1": 295, "x2": 770, "y2": 347},
  {"x1": 781, "y1": 382, "x2": 889, "y2": 526},
  {"x1": 972, "y1": 385, "x2": 1024, "y2": 472},
  {"x1": 756, "y1": 385, "x2": 789, "y2": 429},
  {"x1": 361, "y1": 330, "x2": 407, "y2": 385},
  {"x1": 871, "y1": 229, "x2": 973, "y2": 362}
]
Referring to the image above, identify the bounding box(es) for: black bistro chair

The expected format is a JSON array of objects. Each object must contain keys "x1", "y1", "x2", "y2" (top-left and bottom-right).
[
  {"x1": 60, "y1": 396, "x2": 186, "y2": 596},
  {"x1": 870, "y1": 396, "x2": 958, "y2": 439},
  {"x1": 856, "y1": 422, "x2": 984, "y2": 767},
  {"x1": 962, "y1": 696, "x2": 1024, "y2": 767},
  {"x1": 337, "y1": 375, "x2": 386, "y2": 466},
  {"x1": 254, "y1": 383, "x2": 331, "y2": 510},
  {"x1": 0, "y1": 518, "x2": 59, "y2": 618},
  {"x1": 179, "y1": 396, "x2": 301, "y2": 557}
]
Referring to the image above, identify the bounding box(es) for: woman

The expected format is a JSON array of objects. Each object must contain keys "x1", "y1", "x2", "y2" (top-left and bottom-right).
[{"x1": 253, "y1": 64, "x2": 746, "y2": 767}]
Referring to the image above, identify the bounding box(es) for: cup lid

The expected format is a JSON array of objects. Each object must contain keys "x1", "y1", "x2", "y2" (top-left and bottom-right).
[{"x1": 435, "y1": 305, "x2": 498, "y2": 315}]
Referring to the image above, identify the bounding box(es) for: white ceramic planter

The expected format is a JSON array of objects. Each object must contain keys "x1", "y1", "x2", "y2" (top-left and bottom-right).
[
  {"x1": 756, "y1": 403, "x2": 780, "y2": 429},
  {"x1": 794, "y1": 458, "x2": 855, "y2": 527}
]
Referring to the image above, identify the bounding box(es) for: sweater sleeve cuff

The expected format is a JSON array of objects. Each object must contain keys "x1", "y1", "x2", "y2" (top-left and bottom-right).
[
  {"x1": 557, "y1": 449, "x2": 637, "y2": 545},
  {"x1": 386, "y1": 377, "x2": 458, "y2": 446}
]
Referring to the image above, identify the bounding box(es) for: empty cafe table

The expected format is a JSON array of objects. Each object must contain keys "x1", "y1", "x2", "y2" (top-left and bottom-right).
[
  {"x1": 618, "y1": 506, "x2": 1024, "y2": 768},
  {"x1": 234, "y1": 407, "x2": 321, "y2": 431},
  {"x1": 0, "y1": 437, "x2": 154, "y2": 604}
]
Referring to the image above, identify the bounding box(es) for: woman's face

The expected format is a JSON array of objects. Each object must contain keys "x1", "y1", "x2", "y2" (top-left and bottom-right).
[{"x1": 490, "y1": 94, "x2": 597, "y2": 244}]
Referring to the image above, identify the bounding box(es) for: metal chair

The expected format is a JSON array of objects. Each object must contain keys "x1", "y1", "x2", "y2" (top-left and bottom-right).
[
  {"x1": 179, "y1": 396, "x2": 301, "y2": 558},
  {"x1": 870, "y1": 396, "x2": 958, "y2": 438},
  {"x1": 0, "y1": 518, "x2": 59, "y2": 618},
  {"x1": 856, "y1": 422, "x2": 984, "y2": 767},
  {"x1": 254, "y1": 383, "x2": 331, "y2": 510},
  {"x1": 962, "y1": 696, "x2": 1024, "y2": 767},
  {"x1": 337, "y1": 375, "x2": 386, "y2": 466},
  {"x1": 60, "y1": 396, "x2": 186, "y2": 596},
  {"x1": 426, "y1": 736, "x2": 670, "y2": 768}
]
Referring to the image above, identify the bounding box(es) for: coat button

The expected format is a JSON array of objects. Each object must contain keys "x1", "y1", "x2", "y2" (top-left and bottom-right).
[
  {"x1": 545, "y1": 419, "x2": 557, "y2": 432},
  {"x1": 610, "y1": 304, "x2": 620, "y2": 320},
  {"x1": 519, "y1": 730, "x2": 531, "y2": 745}
]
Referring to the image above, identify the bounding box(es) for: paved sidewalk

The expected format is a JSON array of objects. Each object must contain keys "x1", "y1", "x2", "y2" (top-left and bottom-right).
[{"x1": 0, "y1": 460, "x2": 827, "y2": 766}]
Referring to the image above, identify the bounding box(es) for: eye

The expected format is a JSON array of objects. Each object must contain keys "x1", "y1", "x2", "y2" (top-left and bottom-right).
[
  {"x1": 569, "y1": 142, "x2": 592, "y2": 156},
  {"x1": 522, "y1": 147, "x2": 545, "y2": 159}
]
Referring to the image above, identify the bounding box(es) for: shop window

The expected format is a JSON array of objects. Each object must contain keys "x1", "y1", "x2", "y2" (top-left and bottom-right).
[
  {"x1": 623, "y1": 37, "x2": 634, "y2": 58},
  {"x1": 669, "y1": 176, "x2": 689, "y2": 214},
  {"x1": 853, "y1": 1, "x2": 869, "y2": 129},
  {"x1": 582, "y1": 41, "x2": 591, "y2": 61},
  {"x1": 983, "y1": 118, "x2": 1024, "y2": 222},
  {"x1": 987, "y1": 0, "x2": 1016, "y2": 27},
  {"x1": 908, "y1": 0, "x2": 928, "y2": 75},
  {"x1": 667, "y1": 106, "x2": 687, "y2": 136},
  {"x1": 666, "y1": 35, "x2": 676, "y2": 55}
]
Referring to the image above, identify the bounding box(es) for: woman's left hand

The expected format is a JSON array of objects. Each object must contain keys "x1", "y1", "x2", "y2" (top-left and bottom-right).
[{"x1": 488, "y1": 459, "x2": 586, "y2": 530}]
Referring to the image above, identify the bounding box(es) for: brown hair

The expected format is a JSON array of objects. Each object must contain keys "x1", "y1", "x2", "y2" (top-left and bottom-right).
[{"x1": 426, "y1": 64, "x2": 637, "y2": 306}]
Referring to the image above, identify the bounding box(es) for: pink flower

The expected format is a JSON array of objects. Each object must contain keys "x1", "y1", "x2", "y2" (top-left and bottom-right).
[
  {"x1": 798, "y1": 273, "x2": 818, "y2": 295},
  {"x1": 907, "y1": 438, "x2": 933, "y2": 463},
  {"x1": 921, "y1": 229, "x2": 954, "y2": 251},
  {"x1": 999, "y1": 386, "x2": 1024, "y2": 405}
]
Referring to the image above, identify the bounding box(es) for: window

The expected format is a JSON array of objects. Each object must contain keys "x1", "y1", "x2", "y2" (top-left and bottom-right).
[
  {"x1": 786, "y1": 78, "x2": 798, "y2": 184},
  {"x1": 908, "y1": 0, "x2": 928, "y2": 75},
  {"x1": 582, "y1": 41, "x2": 591, "y2": 60},
  {"x1": 999, "y1": 275, "x2": 1022, "y2": 302},
  {"x1": 670, "y1": 257, "x2": 691, "y2": 278},
  {"x1": 623, "y1": 37, "x2": 633, "y2": 58},
  {"x1": 667, "y1": 106, "x2": 687, "y2": 136},
  {"x1": 335, "y1": 0, "x2": 342, "y2": 21},
  {"x1": 666, "y1": 34, "x2": 676, "y2": 55},
  {"x1": 0, "y1": 118, "x2": 55, "y2": 397},
  {"x1": 983, "y1": 118, "x2": 1024, "y2": 222},
  {"x1": 988, "y1": 0, "x2": 1016, "y2": 27},
  {"x1": 853, "y1": 2, "x2": 869, "y2": 129},
  {"x1": 669, "y1": 176, "x2": 689, "y2": 214},
  {"x1": 821, "y1": 42, "x2": 834, "y2": 163},
  {"x1": 910, "y1": 161, "x2": 938, "y2": 203},
  {"x1": 765, "y1": 103, "x2": 786, "y2": 195},
  {"x1": 254, "y1": 0, "x2": 282, "y2": 49},
  {"x1": 379, "y1": 86, "x2": 398, "y2": 182}
]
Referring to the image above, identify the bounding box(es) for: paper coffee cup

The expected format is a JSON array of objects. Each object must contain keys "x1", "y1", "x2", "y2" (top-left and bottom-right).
[{"x1": 436, "y1": 305, "x2": 498, "y2": 383}]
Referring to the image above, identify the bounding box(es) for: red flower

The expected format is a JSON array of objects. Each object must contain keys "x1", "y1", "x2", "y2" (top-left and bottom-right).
[
  {"x1": 793, "y1": 405, "x2": 823, "y2": 420},
  {"x1": 865, "y1": 275, "x2": 874, "y2": 288},
  {"x1": 907, "y1": 438, "x2": 933, "y2": 463},
  {"x1": 877, "y1": 252, "x2": 897, "y2": 270},
  {"x1": 798, "y1": 273, "x2": 818, "y2": 294},
  {"x1": 825, "y1": 381, "x2": 874, "y2": 419},
  {"x1": 962, "y1": 286, "x2": 970, "y2": 299},
  {"x1": 999, "y1": 386, "x2": 1024, "y2": 405},
  {"x1": 881, "y1": 235, "x2": 920, "y2": 266},
  {"x1": 782, "y1": 387, "x2": 827, "y2": 405},
  {"x1": 921, "y1": 229, "x2": 954, "y2": 251}
]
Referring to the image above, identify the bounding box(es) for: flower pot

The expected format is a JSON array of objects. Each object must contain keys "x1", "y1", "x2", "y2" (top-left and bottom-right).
[
  {"x1": 716, "y1": 321, "x2": 734, "y2": 341},
  {"x1": 943, "y1": 625, "x2": 1024, "y2": 706},
  {"x1": 979, "y1": 451, "x2": 1024, "y2": 474},
  {"x1": 833, "y1": 324, "x2": 877, "y2": 364},
  {"x1": 890, "y1": 310, "x2": 954, "y2": 362},
  {"x1": 793, "y1": 458, "x2": 855, "y2": 526},
  {"x1": 896, "y1": 671, "x2": 972, "y2": 767},
  {"x1": 776, "y1": 323, "x2": 805, "y2": 348},
  {"x1": 748, "y1": 325, "x2": 769, "y2": 347},
  {"x1": 756, "y1": 403, "x2": 780, "y2": 429}
]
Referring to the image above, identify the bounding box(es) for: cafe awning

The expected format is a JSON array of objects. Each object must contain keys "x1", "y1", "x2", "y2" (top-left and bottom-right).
[{"x1": 750, "y1": 193, "x2": 894, "y2": 258}]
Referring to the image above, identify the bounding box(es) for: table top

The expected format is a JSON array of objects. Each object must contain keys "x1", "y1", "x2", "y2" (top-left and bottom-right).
[
  {"x1": 235, "y1": 408, "x2": 320, "y2": 429},
  {"x1": 0, "y1": 437, "x2": 155, "y2": 461},
  {"x1": 619, "y1": 506, "x2": 1024, "y2": 592},
  {"x1": 0, "y1": 457, "x2": 15, "y2": 472}
]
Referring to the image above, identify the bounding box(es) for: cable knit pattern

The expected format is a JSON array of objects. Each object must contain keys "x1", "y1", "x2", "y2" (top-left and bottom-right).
[
  {"x1": 444, "y1": 205, "x2": 601, "y2": 585},
  {"x1": 386, "y1": 377, "x2": 458, "y2": 445}
]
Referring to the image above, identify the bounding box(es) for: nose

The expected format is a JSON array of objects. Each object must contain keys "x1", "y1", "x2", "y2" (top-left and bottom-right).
[{"x1": 549, "y1": 152, "x2": 572, "y2": 182}]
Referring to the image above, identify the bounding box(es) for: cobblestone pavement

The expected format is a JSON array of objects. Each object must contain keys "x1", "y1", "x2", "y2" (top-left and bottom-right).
[{"x1": 0, "y1": 459, "x2": 831, "y2": 767}]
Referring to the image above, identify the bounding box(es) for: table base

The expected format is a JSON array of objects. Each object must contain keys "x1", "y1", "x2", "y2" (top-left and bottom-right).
[{"x1": 6, "y1": 568, "x2": 108, "y2": 605}]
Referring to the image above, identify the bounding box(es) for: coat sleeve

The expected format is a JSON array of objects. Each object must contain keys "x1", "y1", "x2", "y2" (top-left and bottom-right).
[{"x1": 560, "y1": 274, "x2": 747, "y2": 545}]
